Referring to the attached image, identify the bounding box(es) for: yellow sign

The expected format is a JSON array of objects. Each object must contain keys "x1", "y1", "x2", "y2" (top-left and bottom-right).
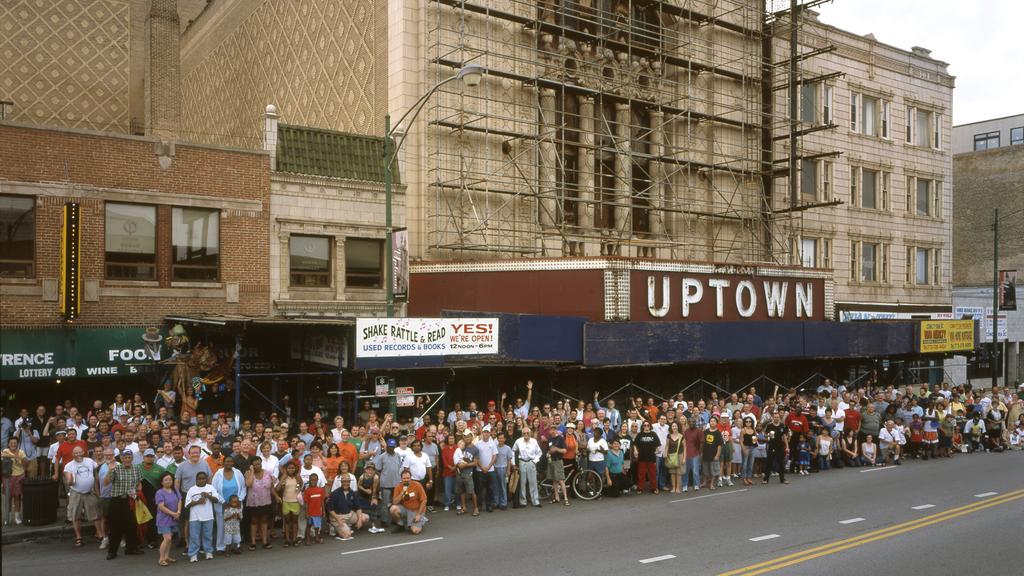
[{"x1": 919, "y1": 320, "x2": 975, "y2": 353}]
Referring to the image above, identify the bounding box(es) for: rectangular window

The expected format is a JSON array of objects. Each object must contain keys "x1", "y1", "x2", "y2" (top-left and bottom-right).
[
  {"x1": 850, "y1": 241, "x2": 859, "y2": 281},
  {"x1": 822, "y1": 238, "x2": 832, "y2": 269},
  {"x1": 862, "y1": 96, "x2": 878, "y2": 137},
  {"x1": 801, "y1": 159, "x2": 817, "y2": 201},
  {"x1": 861, "y1": 242, "x2": 877, "y2": 282},
  {"x1": 861, "y1": 168, "x2": 878, "y2": 209},
  {"x1": 850, "y1": 166, "x2": 858, "y2": 205},
  {"x1": 0, "y1": 195, "x2": 35, "y2": 278},
  {"x1": 822, "y1": 161, "x2": 833, "y2": 201},
  {"x1": 850, "y1": 93, "x2": 859, "y2": 132},
  {"x1": 916, "y1": 109, "x2": 931, "y2": 147},
  {"x1": 823, "y1": 86, "x2": 833, "y2": 124},
  {"x1": 171, "y1": 207, "x2": 219, "y2": 282},
  {"x1": 1011, "y1": 127, "x2": 1024, "y2": 145},
  {"x1": 800, "y1": 237, "x2": 817, "y2": 268},
  {"x1": 933, "y1": 113, "x2": 941, "y2": 149},
  {"x1": 289, "y1": 235, "x2": 331, "y2": 287},
  {"x1": 800, "y1": 83, "x2": 818, "y2": 123},
  {"x1": 345, "y1": 238, "x2": 383, "y2": 288},
  {"x1": 881, "y1": 171, "x2": 890, "y2": 211},
  {"x1": 105, "y1": 203, "x2": 156, "y2": 280},
  {"x1": 881, "y1": 100, "x2": 891, "y2": 139},
  {"x1": 906, "y1": 106, "x2": 914, "y2": 143},
  {"x1": 905, "y1": 246, "x2": 913, "y2": 284},
  {"x1": 916, "y1": 247, "x2": 929, "y2": 284},
  {"x1": 916, "y1": 179, "x2": 931, "y2": 216},
  {"x1": 933, "y1": 248, "x2": 941, "y2": 286},
  {"x1": 974, "y1": 131, "x2": 1000, "y2": 150}
]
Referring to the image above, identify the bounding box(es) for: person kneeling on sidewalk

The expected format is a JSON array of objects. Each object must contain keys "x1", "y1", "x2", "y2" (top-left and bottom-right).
[
  {"x1": 328, "y1": 476, "x2": 368, "y2": 541},
  {"x1": 389, "y1": 470, "x2": 428, "y2": 535}
]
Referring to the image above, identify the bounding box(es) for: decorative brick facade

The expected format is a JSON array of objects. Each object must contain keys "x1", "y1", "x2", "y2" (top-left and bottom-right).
[{"x1": 0, "y1": 122, "x2": 271, "y2": 328}]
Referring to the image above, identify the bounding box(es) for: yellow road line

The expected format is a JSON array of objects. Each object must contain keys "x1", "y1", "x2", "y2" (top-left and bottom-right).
[{"x1": 718, "y1": 488, "x2": 1024, "y2": 576}]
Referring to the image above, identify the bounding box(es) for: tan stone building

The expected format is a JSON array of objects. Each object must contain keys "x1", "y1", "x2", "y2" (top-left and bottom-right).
[{"x1": 770, "y1": 9, "x2": 954, "y2": 320}]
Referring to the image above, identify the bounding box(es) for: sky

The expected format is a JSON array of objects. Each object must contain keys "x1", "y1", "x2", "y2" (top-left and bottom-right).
[{"x1": 813, "y1": 0, "x2": 1024, "y2": 125}]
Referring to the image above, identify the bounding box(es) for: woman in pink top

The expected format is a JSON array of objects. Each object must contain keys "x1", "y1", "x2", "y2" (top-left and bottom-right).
[{"x1": 244, "y1": 456, "x2": 277, "y2": 550}]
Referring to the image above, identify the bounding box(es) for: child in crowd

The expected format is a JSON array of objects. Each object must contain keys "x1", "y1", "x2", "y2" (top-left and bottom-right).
[
  {"x1": 797, "y1": 434, "x2": 811, "y2": 476},
  {"x1": 861, "y1": 434, "x2": 877, "y2": 466},
  {"x1": 357, "y1": 462, "x2": 384, "y2": 534},
  {"x1": 817, "y1": 428, "x2": 832, "y2": 471},
  {"x1": 304, "y1": 474, "x2": 326, "y2": 544},
  {"x1": 222, "y1": 495, "x2": 243, "y2": 554}
]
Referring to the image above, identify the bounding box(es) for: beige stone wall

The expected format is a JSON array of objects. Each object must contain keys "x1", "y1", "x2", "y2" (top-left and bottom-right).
[
  {"x1": 179, "y1": 0, "x2": 389, "y2": 149},
  {"x1": 1, "y1": 0, "x2": 132, "y2": 132},
  {"x1": 771, "y1": 13, "x2": 955, "y2": 314}
]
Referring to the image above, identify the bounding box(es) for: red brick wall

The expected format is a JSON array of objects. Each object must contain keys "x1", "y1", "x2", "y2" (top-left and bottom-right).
[{"x1": 0, "y1": 124, "x2": 270, "y2": 327}]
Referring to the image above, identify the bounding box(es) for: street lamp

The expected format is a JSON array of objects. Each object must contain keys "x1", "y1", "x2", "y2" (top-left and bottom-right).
[{"x1": 383, "y1": 63, "x2": 485, "y2": 317}]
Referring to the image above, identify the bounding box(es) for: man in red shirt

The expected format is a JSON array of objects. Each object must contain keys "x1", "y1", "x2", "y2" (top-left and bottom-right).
[
  {"x1": 52, "y1": 429, "x2": 88, "y2": 481},
  {"x1": 784, "y1": 405, "x2": 809, "y2": 474}
]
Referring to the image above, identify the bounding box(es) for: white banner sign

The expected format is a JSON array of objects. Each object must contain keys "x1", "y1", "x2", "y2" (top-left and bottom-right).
[
  {"x1": 356, "y1": 318, "x2": 499, "y2": 357},
  {"x1": 954, "y1": 306, "x2": 1007, "y2": 341}
]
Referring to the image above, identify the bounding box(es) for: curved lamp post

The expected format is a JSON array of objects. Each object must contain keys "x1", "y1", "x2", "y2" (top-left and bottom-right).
[{"x1": 384, "y1": 64, "x2": 485, "y2": 316}]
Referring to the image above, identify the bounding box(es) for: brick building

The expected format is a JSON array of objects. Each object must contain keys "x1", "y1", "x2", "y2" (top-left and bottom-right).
[{"x1": 0, "y1": 122, "x2": 270, "y2": 394}]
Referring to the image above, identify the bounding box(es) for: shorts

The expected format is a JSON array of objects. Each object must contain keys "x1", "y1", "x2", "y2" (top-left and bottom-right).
[
  {"x1": 8, "y1": 475, "x2": 24, "y2": 498},
  {"x1": 248, "y1": 504, "x2": 272, "y2": 522},
  {"x1": 396, "y1": 508, "x2": 426, "y2": 529},
  {"x1": 308, "y1": 516, "x2": 322, "y2": 529},
  {"x1": 158, "y1": 525, "x2": 178, "y2": 535},
  {"x1": 282, "y1": 501, "x2": 300, "y2": 516},
  {"x1": 455, "y1": 473, "x2": 474, "y2": 495},
  {"x1": 99, "y1": 497, "x2": 111, "y2": 515},
  {"x1": 334, "y1": 511, "x2": 357, "y2": 526},
  {"x1": 67, "y1": 491, "x2": 99, "y2": 522},
  {"x1": 547, "y1": 459, "x2": 565, "y2": 481},
  {"x1": 701, "y1": 459, "x2": 721, "y2": 478}
]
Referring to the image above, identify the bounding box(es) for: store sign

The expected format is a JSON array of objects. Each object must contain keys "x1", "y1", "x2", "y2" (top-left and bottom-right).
[
  {"x1": 955, "y1": 306, "x2": 1007, "y2": 341},
  {"x1": 289, "y1": 332, "x2": 346, "y2": 368},
  {"x1": 999, "y1": 270, "x2": 1017, "y2": 311},
  {"x1": 634, "y1": 271, "x2": 825, "y2": 321},
  {"x1": 0, "y1": 327, "x2": 164, "y2": 380},
  {"x1": 918, "y1": 319, "x2": 975, "y2": 353},
  {"x1": 356, "y1": 318, "x2": 499, "y2": 358},
  {"x1": 396, "y1": 386, "x2": 415, "y2": 407},
  {"x1": 839, "y1": 311, "x2": 953, "y2": 322},
  {"x1": 392, "y1": 228, "x2": 409, "y2": 302}
]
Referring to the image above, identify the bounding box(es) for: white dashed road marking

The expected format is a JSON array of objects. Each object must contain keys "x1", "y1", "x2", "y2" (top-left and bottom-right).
[
  {"x1": 749, "y1": 534, "x2": 781, "y2": 542},
  {"x1": 639, "y1": 555, "x2": 676, "y2": 564},
  {"x1": 860, "y1": 466, "x2": 897, "y2": 473},
  {"x1": 670, "y1": 488, "x2": 748, "y2": 503},
  {"x1": 975, "y1": 492, "x2": 998, "y2": 498},
  {"x1": 341, "y1": 537, "x2": 444, "y2": 555},
  {"x1": 839, "y1": 517, "x2": 865, "y2": 524},
  {"x1": 911, "y1": 504, "x2": 935, "y2": 510}
]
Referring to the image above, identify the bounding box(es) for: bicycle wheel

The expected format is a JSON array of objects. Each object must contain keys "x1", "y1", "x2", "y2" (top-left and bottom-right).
[
  {"x1": 573, "y1": 469, "x2": 603, "y2": 500},
  {"x1": 538, "y1": 479, "x2": 553, "y2": 500}
]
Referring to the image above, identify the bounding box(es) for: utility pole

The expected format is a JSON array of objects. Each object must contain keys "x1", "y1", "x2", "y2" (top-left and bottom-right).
[
  {"x1": 991, "y1": 208, "x2": 999, "y2": 390},
  {"x1": 788, "y1": 0, "x2": 798, "y2": 208},
  {"x1": 384, "y1": 113, "x2": 394, "y2": 318}
]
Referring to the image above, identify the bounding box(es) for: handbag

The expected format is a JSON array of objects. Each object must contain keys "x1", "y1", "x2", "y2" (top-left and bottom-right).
[
  {"x1": 133, "y1": 497, "x2": 153, "y2": 524},
  {"x1": 665, "y1": 439, "x2": 681, "y2": 468},
  {"x1": 507, "y1": 468, "x2": 519, "y2": 494}
]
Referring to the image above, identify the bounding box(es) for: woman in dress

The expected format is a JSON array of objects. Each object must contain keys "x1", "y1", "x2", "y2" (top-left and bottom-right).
[{"x1": 665, "y1": 422, "x2": 684, "y2": 493}]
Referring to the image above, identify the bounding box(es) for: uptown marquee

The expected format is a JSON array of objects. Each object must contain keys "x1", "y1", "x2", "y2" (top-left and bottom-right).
[{"x1": 645, "y1": 275, "x2": 816, "y2": 319}]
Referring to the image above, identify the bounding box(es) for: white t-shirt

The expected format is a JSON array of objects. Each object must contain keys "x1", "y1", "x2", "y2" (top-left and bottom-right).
[
  {"x1": 587, "y1": 438, "x2": 609, "y2": 462},
  {"x1": 260, "y1": 454, "x2": 280, "y2": 479},
  {"x1": 299, "y1": 465, "x2": 325, "y2": 487},
  {"x1": 651, "y1": 423, "x2": 669, "y2": 456},
  {"x1": 330, "y1": 473, "x2": 358, "y2": 492},
  {"x1": 185, "y1": 484, "x2": 220, "y2": 522},
  {"x1": 331, "y1": 429, "x2": 346, "y2": 444},
  {"x1": 64, "y1": 458, "x2": 97, "y2": 494},
  {"x1": 402, "y1": 452, "x2": 432, "y2": 481}
]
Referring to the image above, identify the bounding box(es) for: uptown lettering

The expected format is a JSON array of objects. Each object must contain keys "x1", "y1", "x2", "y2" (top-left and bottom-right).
[{"x1": 646, "y1": 275, "x2": 814, "y2": 319}]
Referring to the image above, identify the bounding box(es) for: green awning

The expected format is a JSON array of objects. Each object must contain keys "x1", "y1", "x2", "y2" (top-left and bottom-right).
[{"x1": 276, "y1": 124, "x2": 399, "y2": 184}]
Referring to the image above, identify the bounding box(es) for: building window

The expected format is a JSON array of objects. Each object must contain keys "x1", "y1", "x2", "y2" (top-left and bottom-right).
[
  {"x1": 596, "y1": 96, "x2": 617, "y2": 231},
  {"x1": 1011, "y1": 127, "x2": 1024, "y2": 145},
  {"x1": 290, "y1": 235, "x2": 331, "y2": 287},
  {"x1": 800, "y1": 83, "x2": 818, "y2": 124},
  {"x1": 916, "y1": 178, "x2": 931, "y2": 216},
  {"x1": 915, "y1": 247, "x2": 929, "y2": 285},
  {"x1": 631, "y1": 104, "x2": 651, "y2": 234},
  {"x1": 105, "y1": 203, "x2": 157, "y2": 280},
  {"x1": 861, "y1": 242, "x2": 877, "y2": 282},
  {"x1": 822, "y1": 238, "x2": 832, "y2": 269},
  {"x1": 861, "y1": 168, "x2": 878, "y2": 209},
  {"x1": 800, "y1": 158, "x2": 817, "y2": 202},
  {"x1": 881, "y1": 101, "x2": 891, "y2": 139},
  {"x1": 801, "y1": 237, "x2": 817, "y2": 268},
  {"x1": 557, "y1": 91, "x2": 580, "y2": 226},
  {"x1": 822, "y1": 161, "x2": 833, "y2": 201},
  {"x1": 345, "y1": 238, "x2": 383, "y2": 288},
  {"x1": 973, "y1": 131, "x2": 999, "y2": 150},
  {"x1": 0, "y1": 195, "x2": 35, "y2": 278},
  {"x1": 862, "y1": 95, "x2": 878, "y2": 136},
  {"x1": 172, "y1": 207, "x2": 219, "y2": 282},
  {"x1": 823, "y1": 85, "x2": 833, "y2": 124}
]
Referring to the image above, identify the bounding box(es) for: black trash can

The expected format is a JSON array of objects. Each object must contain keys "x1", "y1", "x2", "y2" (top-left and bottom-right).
[{"x1": 22, "y1": 478, "x2": 58, "y2": 526}]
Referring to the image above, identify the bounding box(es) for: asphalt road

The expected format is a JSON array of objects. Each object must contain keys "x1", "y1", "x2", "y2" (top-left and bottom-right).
[{"x1": 3, "y1": 450, "x2": 1022, "y2": 576}]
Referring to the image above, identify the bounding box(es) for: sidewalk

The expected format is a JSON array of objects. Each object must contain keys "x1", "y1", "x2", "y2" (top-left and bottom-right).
[{"x1": 1, "y1": 502, "x2": 81, "y2": 545}]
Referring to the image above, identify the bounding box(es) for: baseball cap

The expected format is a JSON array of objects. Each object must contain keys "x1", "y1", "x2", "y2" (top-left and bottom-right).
[
  {"x1": 121, "y1": 450, "x2": 134, "y2": 457},
  {"x1": 565, "y1": 422, "x2": 576, "y2": 429},
  {"x1": 144, "y1": 448, "x2": 156, "y2": 457},
  {"x1": 364, "y1": 461, "x2": 376, "y2": 469},
  {"x1": 386, "y1": 438, "x2": 398, "y2": 448}
]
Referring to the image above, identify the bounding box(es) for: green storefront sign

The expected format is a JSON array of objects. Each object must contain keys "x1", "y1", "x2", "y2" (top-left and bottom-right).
[{"x1": 0, "y1": 327, "x2": 165, "y2": 381}]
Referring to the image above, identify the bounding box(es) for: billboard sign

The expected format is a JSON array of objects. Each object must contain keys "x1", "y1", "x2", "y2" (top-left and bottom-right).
[
  {"x1": 356, "y1": 318, "x2": 499, "y2": 358},
  {"x1": 918, "y1": 319, "x2": 975, "y2": 353}
]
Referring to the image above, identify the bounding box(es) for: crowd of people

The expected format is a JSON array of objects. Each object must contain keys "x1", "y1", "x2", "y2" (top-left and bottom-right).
[{"x1": 2, "y1": 377, "x2": 1023, "y2": 566}]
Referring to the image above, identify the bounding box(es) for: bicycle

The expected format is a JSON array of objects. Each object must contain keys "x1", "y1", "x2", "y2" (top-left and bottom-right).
[{"x1": 538, "y1": 458, "x2": 603, "y2": 501}]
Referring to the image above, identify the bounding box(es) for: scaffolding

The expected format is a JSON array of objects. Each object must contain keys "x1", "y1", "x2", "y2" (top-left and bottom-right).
[{"x1": 421, "y1": 0, "x2": 834, "y2": 264}]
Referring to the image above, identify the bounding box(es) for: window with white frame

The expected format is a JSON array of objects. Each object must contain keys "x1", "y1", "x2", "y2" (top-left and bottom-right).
[
  {"x1": 906, "y1": 246, "x2": 941, "y2": 286},
  {"x1": 801, "y1": 237, "x2": 818, "y2": 268},
  {"x1": 801, "y1": 159, "x2": 818, "y2": 201},
  {"x1": 822, "y1": 160, "x2": 833, "y2": 201},
  {"x1": 800, "y1": 83, "x2": 818, "y2": 124},
  {"x1": 908, "y1": 107, "x2": 941, "y2": 149},
  {"x1": 862, "y1": 95, "x2": 878, "y2": 136},
  {"x1": 881, "y1": 100, "x2": 891, "y2": 139},
  {"x1": 915, "y1": 247, "x2": 929, "y2": 284},
  {"x1": 906, "y1": 176, "x2": 941, "y2": 217},
  {"x1": 850, "y1": 92, "x2": 889, "y2": 137},
  {"x1": 861, "y1": 168, "x2": 878, "y2": 209},
  {"x1": 852, "y1": 240, "x2": 888, "y2": 283},
  {"x1": 823, "y1": 86, "x2": 834, "y2": 124},
  {"x1": 851, "y1": 167, "x2": 889, "y2": 210}
]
